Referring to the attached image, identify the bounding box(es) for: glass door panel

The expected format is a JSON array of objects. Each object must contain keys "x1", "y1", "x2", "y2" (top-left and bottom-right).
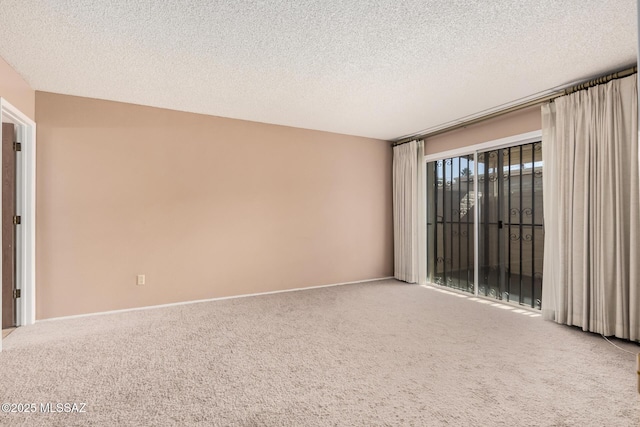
[
  {"x1": 477, "y1": 142, "x2": 544, "y2": 308},
  {"x1": 426, "y1": 155, "x2": 475, "y2": 293}
]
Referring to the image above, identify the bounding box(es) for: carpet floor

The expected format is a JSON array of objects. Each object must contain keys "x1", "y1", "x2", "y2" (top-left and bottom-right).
[{"x1": 0, "y1": 279, "x2": 638, "y2": 426}]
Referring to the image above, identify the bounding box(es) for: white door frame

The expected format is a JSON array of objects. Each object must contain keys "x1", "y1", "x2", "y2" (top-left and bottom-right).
[{"x1": 0, "y1": 98, "x2": 36, "y2": 351}]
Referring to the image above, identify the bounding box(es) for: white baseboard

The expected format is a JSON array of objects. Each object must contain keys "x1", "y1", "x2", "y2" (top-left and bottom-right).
[{"x1": 38, "y1": 276, "x2": 395, "y2": 323}]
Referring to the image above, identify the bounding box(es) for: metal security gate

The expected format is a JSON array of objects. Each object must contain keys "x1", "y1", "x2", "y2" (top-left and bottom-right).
[
  {"x1": 477, "y1": 142, "x2": 544, "y2": 308},
  {"x1": 426, "y1": 155, "x2": 475, "y2": 293},
  {"x1": 426, "y1": 141, "x2": 544, "y2": 309}
]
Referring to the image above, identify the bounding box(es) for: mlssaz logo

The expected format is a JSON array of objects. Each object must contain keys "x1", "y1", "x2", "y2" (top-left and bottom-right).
[{"x1": 40, "y1": 403, "x2": 87, "y2": 413}]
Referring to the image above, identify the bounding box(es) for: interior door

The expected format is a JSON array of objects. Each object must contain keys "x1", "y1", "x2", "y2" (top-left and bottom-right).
[{"x1": 2, "y1": 122, "x2": 17, "y2": 329}]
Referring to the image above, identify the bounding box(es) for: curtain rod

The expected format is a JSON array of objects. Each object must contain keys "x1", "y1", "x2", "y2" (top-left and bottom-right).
[{"x1": 391, "y1": 65, "x2": 638, "y2": 147}]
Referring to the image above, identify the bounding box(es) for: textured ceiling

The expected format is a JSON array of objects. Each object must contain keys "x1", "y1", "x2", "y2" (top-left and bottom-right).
[{"x1": 0, "y1": 1, "x2": 636, "y2": 140}]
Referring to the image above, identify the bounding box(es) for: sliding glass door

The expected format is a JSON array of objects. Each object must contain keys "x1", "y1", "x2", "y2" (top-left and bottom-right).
[{"x1": 426, "y1": 140, "x2": 544, "y2": 309}]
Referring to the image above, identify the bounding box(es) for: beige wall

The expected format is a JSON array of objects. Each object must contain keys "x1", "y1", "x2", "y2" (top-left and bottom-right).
[
  {"x1": 0, "y1": 56, "x2": 35, "y2": 120},
  {"x1": 424, "y1": 105, "x2": 541, "y2": 156},
  {"x1": 35, "y1": 92, "x2": 393, "y2": 319}
]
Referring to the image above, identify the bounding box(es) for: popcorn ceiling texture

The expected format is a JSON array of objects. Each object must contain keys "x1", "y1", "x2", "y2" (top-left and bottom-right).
[
  {"x1": 0, "y1": 0, "x2": 636, "y2": 139},
  {"x1": 0, "y1": 280, "x2": 638, "y2": 426}
]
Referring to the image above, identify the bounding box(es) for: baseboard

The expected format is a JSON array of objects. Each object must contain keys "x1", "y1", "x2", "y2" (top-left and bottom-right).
[{"x1": 38, "y1": 276, "x2": 395, "y2": 323}]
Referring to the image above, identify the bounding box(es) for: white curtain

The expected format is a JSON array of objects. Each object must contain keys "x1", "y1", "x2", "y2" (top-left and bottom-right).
[
  {"x1": 392, "y1": 140, "x2": 426, "y2": 284},
  {"x1": 541, "y1": 74, "x2": 640, "y2": 341}
]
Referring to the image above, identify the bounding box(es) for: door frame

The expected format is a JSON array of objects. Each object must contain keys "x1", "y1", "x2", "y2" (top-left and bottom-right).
[
  {"x1": 423, "y1": 130, "x2": 542, "y2": 299},
  {"x1": 0, "y1": 98, "x2": 36, "y2": 351}
]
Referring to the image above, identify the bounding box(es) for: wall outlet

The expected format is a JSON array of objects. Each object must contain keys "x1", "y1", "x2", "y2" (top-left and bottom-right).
[{"x1": 137, "y1": 274, "x2": 145, "y2": 286}]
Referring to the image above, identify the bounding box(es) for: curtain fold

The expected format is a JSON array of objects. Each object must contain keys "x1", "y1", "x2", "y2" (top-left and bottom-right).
[
  {"x1": 541, "y1": 74, "x2": 640, "y2": 341},
  {"x1": 393, "y1": 140, "x2": 426, "y2": 284}
]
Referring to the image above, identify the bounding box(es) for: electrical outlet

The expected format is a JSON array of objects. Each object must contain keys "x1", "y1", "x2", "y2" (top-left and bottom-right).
[{"x1": 137, "y1": 274, "x2": 145, "y2": 286}]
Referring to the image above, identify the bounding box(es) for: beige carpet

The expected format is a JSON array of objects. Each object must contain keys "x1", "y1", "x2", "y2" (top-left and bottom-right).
[{"x1": 0, "y1": 279, "x2": 638, "y2": 426}]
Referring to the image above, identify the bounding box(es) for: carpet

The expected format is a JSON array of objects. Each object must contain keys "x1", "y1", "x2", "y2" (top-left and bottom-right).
[{"x1": 0, "y1": 279, "x2": 638, "y2": 426}]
